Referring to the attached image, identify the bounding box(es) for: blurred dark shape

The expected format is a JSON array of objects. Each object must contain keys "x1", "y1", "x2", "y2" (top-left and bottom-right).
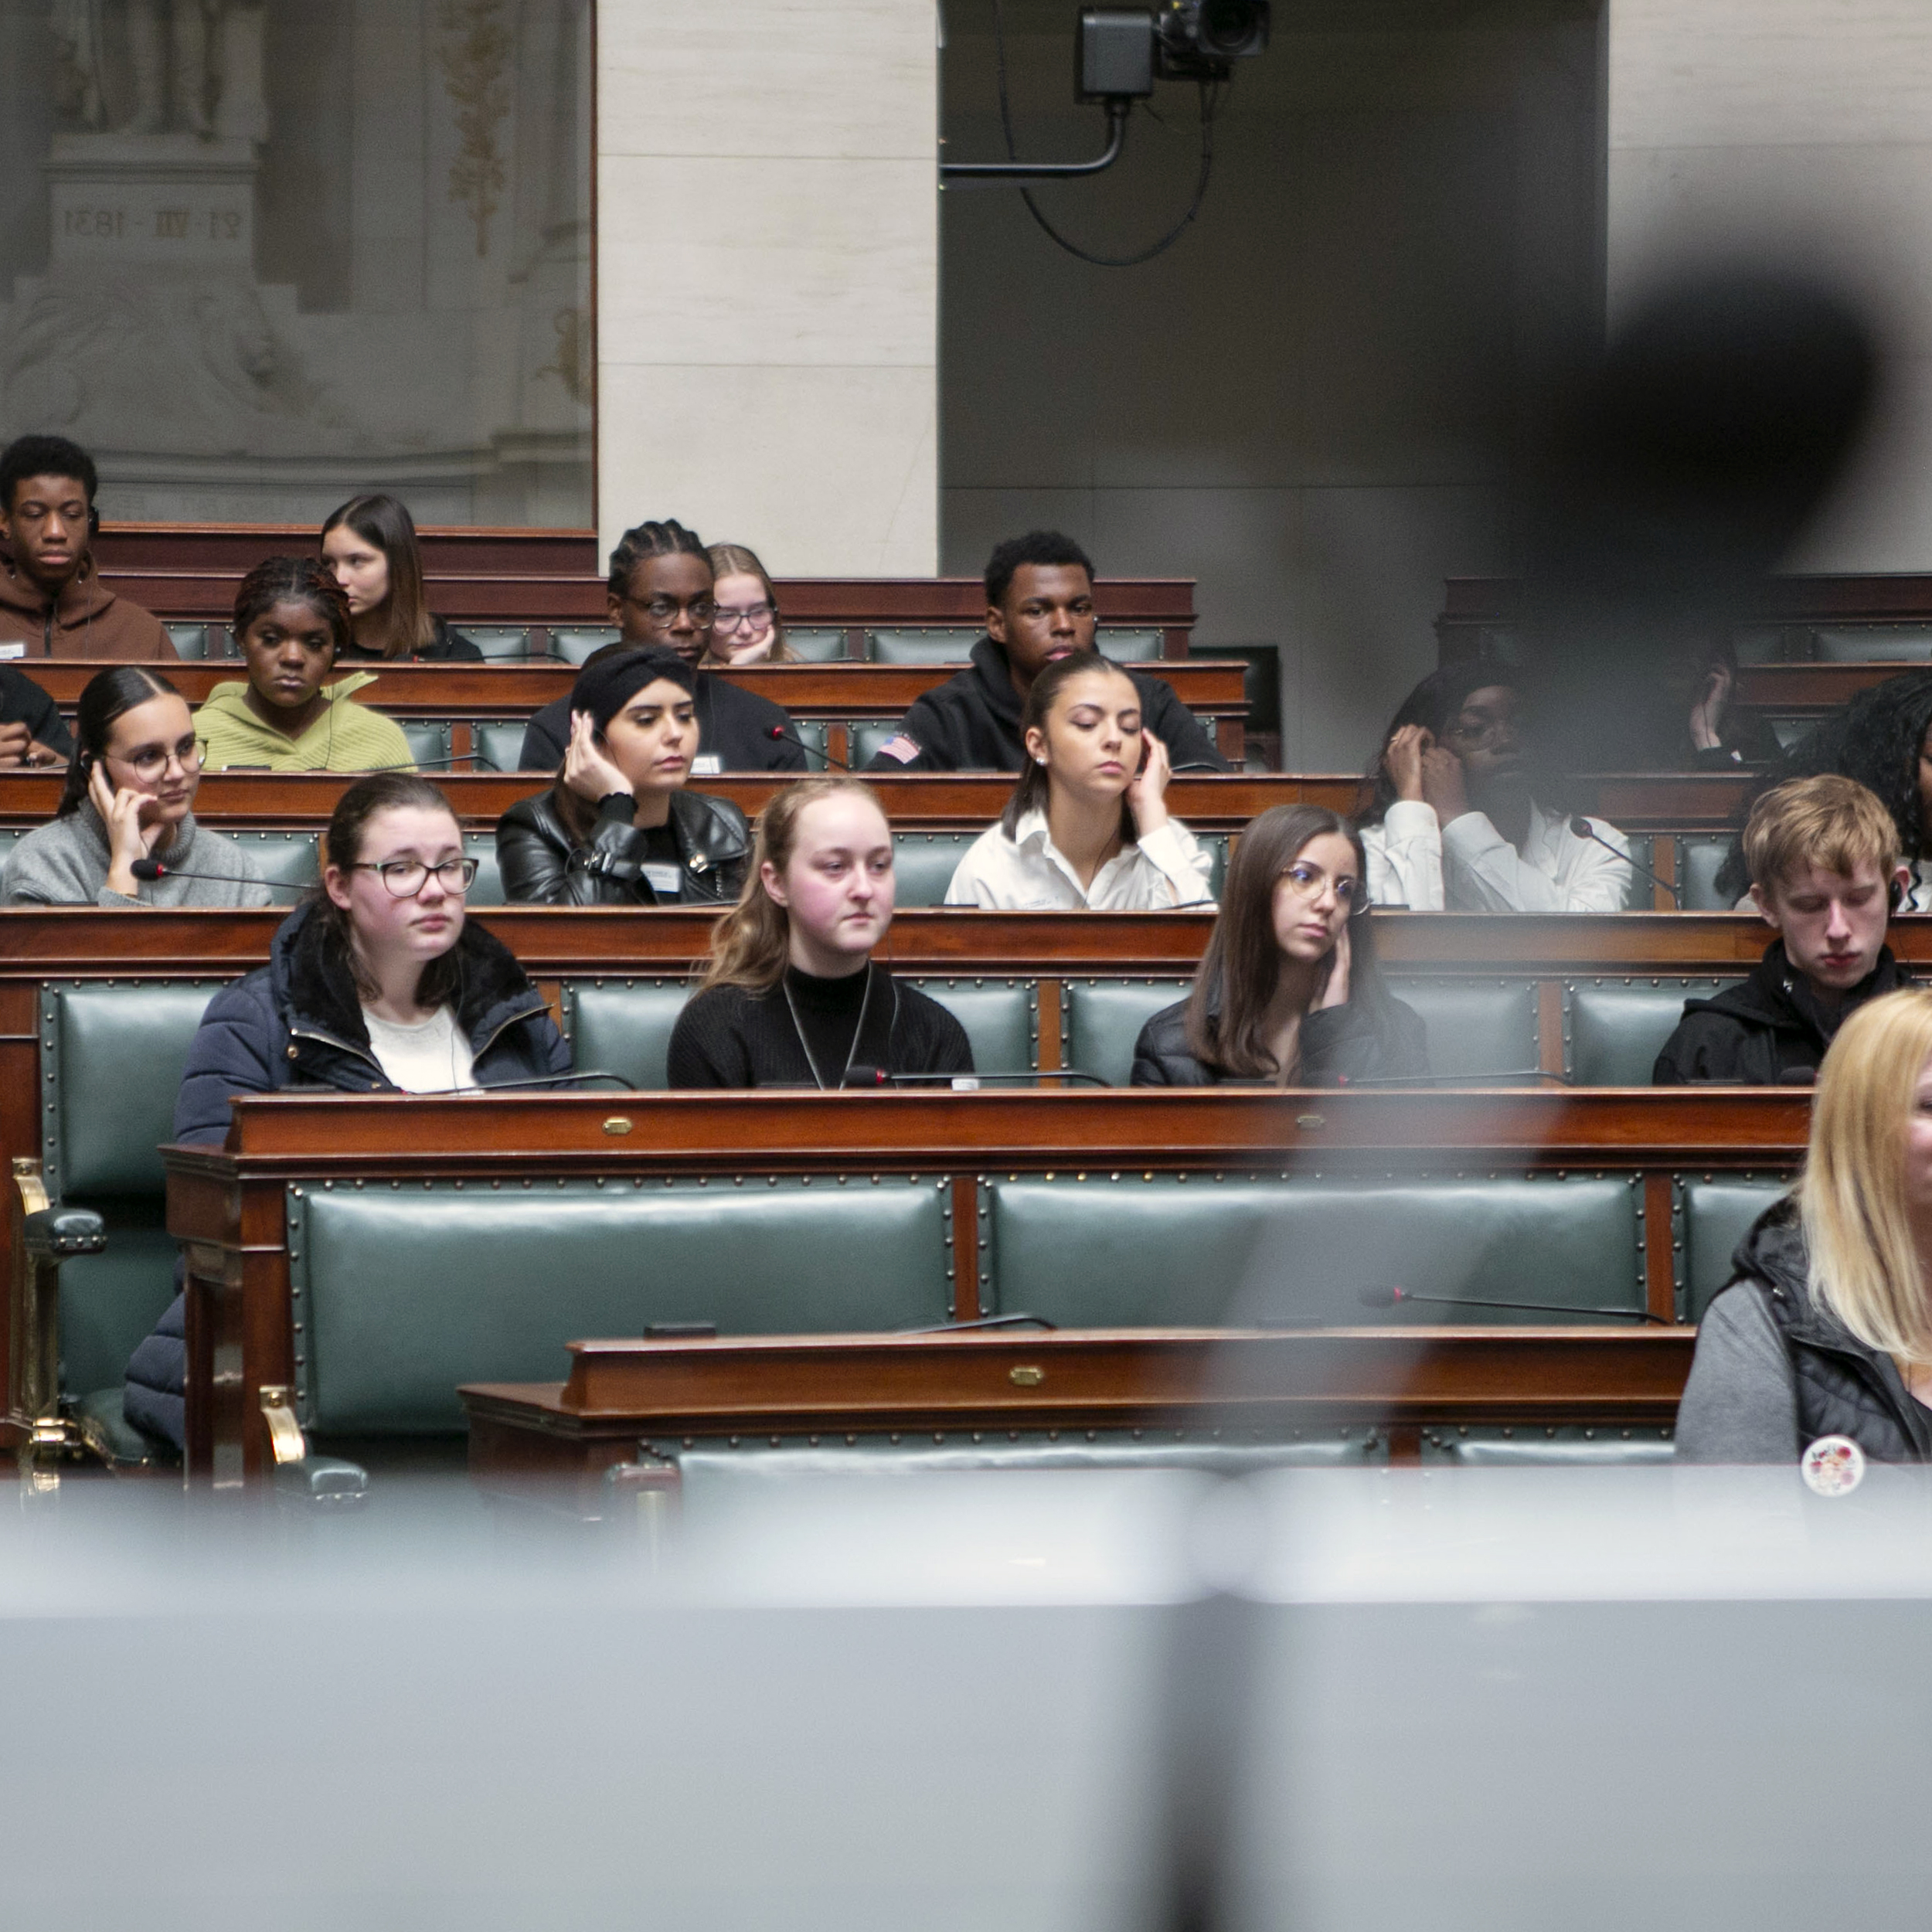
[{"x1": 1520, "y1": 269, "x2": 1878, "y2": 777}]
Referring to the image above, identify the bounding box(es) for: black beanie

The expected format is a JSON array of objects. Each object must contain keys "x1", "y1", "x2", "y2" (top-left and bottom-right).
[{"x1": 571, "y1": 647, "x2": 696, "y2": 733}]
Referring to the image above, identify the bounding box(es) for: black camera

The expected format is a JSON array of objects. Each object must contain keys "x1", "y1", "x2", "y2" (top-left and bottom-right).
[{"x1": 1155, "y1": 0, "x2": 1270, "y2": 78}]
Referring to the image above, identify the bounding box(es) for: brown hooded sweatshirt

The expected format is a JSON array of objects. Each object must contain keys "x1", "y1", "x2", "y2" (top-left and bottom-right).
[{"x1": 0, "y1": 560, "x2": 176, "y2": 660}]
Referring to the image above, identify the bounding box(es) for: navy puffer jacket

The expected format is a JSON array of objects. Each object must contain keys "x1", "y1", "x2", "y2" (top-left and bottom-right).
[{"x1": 124, "y1": 900, "x2": 572, "y2": 1449}]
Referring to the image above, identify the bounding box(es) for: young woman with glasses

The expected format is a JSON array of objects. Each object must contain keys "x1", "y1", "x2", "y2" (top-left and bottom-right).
[
  {"x1": 2, "y1": 665, "x2": 273, "y2": 905},
  {"x1": 1355, "y1": 663, "x2": 1633, "y2": 912},
  {"x1": 701, "y1": 543, "x2": 798, "y2": 666},
  {"x1": 1132, "y1": 804, "x2": 1427, "y2": 1086},
  {"x1": 944, "y1": 649, "x2": 1215, "y2": 910},
  {"x1": 122, "y1": 771, "x2": 571, "y2": 1451}
]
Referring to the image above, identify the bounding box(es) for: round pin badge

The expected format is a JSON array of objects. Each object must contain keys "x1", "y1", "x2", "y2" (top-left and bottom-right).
[{"x1": 1801, "y1": 1434, "x2": 1866, "y2": 1497}]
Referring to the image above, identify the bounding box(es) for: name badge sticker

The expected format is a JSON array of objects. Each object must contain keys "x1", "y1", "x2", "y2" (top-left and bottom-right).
[
  {"x1": 689, "y1": 753, "x2": 722, "y2": 775},
  {"x1": 641, "y1": 862, "x2": 683, "y2": 898},
  {"x1": 0, "y1": 642, "x2": 23, "y2": 660}
]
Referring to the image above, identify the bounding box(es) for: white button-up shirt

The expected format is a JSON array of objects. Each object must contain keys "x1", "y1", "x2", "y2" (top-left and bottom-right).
[
  {"x1": 944, "y1": 808, "x2": 1216, "y2": 910},
  {"x1": 1360, "y1": 798, "x2": 1631, "y2": 913}
]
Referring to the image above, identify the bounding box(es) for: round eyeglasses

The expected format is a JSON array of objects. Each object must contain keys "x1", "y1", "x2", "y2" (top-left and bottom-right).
[
  {"x1": 113, "y1": 740, "x2": 204, "y2": 784},
  {"x1": 712, "y1": 603, "x2": 775, "y2": 635},
  {"x1": 1281, "y1": 861, "x2": 1368, "y2": 917},
  {"x1": 352, "y1": 857, "x2": 479, "y2": 898}
]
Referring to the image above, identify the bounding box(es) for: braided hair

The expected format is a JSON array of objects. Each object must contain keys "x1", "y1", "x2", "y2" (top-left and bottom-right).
[
  {"x1": 606, "y1": 519, "x2": 706, "y2": 600},
  {"x1": 1713, "y1": 668, "x2": 1932, "y2": 903},
  {"x1": 233, "y1": 555, "x2": 352, "y2": 657}
]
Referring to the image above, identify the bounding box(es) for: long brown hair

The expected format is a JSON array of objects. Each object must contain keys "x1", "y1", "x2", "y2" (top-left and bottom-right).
[
  {"x1": 321, "y1": 494, "x2": 432, "y2": 659},
  {"x1": 699, "y1": 777, "x2": 889, "y2": 994},
  {"x1": 998, "y1": 649, "x2": 1138, "y2": 842},
  {"x1": 313, "y1": 772, "x2": 465, "y2": 1005},
  {"x1": 703, "y1": 543, "x2": 798, "y2": 664},
  {"x1": 1184, "y1": 805, "x2": 1399, "y2": 1079}
]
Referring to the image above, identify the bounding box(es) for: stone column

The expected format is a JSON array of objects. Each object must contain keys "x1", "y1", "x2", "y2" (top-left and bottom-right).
[
  {"x1": 596, "y1": 0, "x2": 938, "y2": 572},
  {"x1": 1607, "y1": 0, "x2": 1932, "y2": 567}
]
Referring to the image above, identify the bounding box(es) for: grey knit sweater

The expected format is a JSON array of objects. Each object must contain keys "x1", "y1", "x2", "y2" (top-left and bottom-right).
[{"x1": 2, "y1": 803, "x2": 276, "y2": 908}]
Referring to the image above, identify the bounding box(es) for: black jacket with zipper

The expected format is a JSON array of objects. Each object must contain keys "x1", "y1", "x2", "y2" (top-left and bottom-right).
[
  {"x1": 495, "y1": 786, "x2": 750, "y2": 906},
  {"x1": 1676, "y1": 1199, "x2": 1932, "y2": 1464},
  {"x1": 1652, "y1": 939, "x2": 1910, "y2": 1087},
  {"x1": 123, "y1": 900, "x2": 571, "y2": 1450}
]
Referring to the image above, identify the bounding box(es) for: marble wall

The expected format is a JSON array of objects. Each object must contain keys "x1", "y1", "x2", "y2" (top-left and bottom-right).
[
  {"x1": 1608, "y1": 0, "x2": 1932, "y2": 569},
  {"x1": 594, "y1": 0, "x2": 938, "y2": 574}
]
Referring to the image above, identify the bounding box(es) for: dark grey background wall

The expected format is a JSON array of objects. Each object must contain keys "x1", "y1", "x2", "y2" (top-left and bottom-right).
[{"x1": 939, "y1": 0, "x2": 1604, "y2": 770}]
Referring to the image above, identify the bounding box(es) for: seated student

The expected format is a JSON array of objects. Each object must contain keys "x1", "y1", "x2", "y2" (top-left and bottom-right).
[
  {"x1": 1359, "y1": 665, "x2": 1631, "y2": 911},
  {"x1": 1675, "y1": 988, "x2": 1932, "y2": 1464},
  {"x1": 864, "y1": 530, "x2": 1227, "y2": 774},
  {"x1": 1716, "y1": 668, "x2": 1932, "y2": 909},
  {"x1": 1662, "y1": 635, "x2": 1779, "y2": 770},
  {"x1": 5, "y1": 665, "x2": 270, "y2": 906},
  {"x1": 122, "y1": 771, "x2": 572, "y2": 1450},
  {"x1": 0, "y1": 434, "x2": 175, "y2": 659},
  {"x1": 193, "y1": 557, "x2": 416, "y2": 773},
  {"x1": 702, "y1": 543, "x2": 799, "y2": 665},
  {"x1": 518, "y1": 521, "x2": 806, "y2": 773},
  {"x1": 668, "y1": 777, "x2": 972, "y2": 1088},
  {"x1": 0, "y1": 662, "x2": 73, "y2": 768},
  {"x1": 1133, "y1": 805, "x2": 1427, "y2": 1086},
  {"x1": 321, "y1": 492, "x2": 482, "y2": 662},
  {"x1": 495, "y1": 647, "x2": 750, "y2": 905},
  {"x1": 1655, "y1": 776, "x2": 1910, "y2": 1086},
  {"x1": 944, "y1": 650, "x2": 1214, "y2": 910}
]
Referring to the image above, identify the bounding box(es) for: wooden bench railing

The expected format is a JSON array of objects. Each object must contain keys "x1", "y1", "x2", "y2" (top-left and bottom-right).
[
  {"x1": 165, "y1": 1086, "x2": 1801, "y2": 1483},
  {"x1": 461, "y1": 1325, "x2": 1699, "y2": 1506}
]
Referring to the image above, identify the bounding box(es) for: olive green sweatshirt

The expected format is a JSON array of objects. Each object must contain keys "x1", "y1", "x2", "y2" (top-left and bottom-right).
[{"x1": 193, "y1": 672, "x2": 416, "y2": 773}]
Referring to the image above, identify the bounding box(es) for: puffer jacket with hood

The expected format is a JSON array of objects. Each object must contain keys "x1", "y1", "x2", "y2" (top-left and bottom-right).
[
  {"x1": 1675, "y1": 1197, "x2": 1932, "y2": 1464},
  {"x1": 123, "y1": 899, "x2": 572, "y2": 1448}
]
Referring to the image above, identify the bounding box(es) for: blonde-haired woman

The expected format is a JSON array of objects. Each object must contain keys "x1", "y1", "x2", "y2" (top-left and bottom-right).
[
  {"x1": 665, "y1": 777, "x2": 972, "y2": 1087},
  {"x1": 701, "y1": 543, "x2": 799, "y2": 667},
  {"x1": 1678, "y1": 987, "x2": 1932, "y2": 1462}
]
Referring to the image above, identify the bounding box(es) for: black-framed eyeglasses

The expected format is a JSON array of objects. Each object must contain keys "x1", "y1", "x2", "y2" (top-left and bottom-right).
[
  {"x1": 625, "y1": 594, "x2": 717, "y2": 625},
  {"x1": 712, "y1": 603, "x2": 775, "y2": 634},
  {"x1": 352, "y1": 857, "x2": 478, "y2": 898},
  {"x1": 1281, "y1": 861, "x2": 1369, "y2": 918}
]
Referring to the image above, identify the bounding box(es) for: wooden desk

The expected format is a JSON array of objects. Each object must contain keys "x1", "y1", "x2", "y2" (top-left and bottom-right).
[
  {"x1": 165, "y1": 1087, "x2": 1794, "y2": 1484},
  {"x1": 461, "y1": 1325, "x2": 1699, "y2": 1501}
]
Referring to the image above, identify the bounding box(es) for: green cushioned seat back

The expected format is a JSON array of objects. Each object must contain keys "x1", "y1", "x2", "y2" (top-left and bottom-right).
[
  {"x1": 550, "y1": 627, "x2": 621, "y2": 665},
  {"x1": 784, "y1": 628, "x2": 848, "y2": 662},
  {"x1": 1621, "y1": 835, "x2": 1658, "y2": 911},
  {"x1": 225, "y1": 831, "x2": 321, "y2": 891},
  {"x1": 476, "y1": 723, "x2": 529, "y2": 774},
  {"x1": 1679, "y1": 836, "x2": 1736, "y2": 911},
  {"x1": 43, "y1": 981, "x2": 225, "y2": 1197},
  {"x1": 461, "y1": 834, "x2": 505, "y2": 907},
  {"x1": 1682, "y1": 1179, "x2": 1788, "y2": 1322},
  {"x1": 1385, "y1": 978, "x2": 1539, "y2": 1080},
  {"x1": 893, "y1": 833, "x2": 978, "y2": 906},
  {"x1": 563, "y1": 979, "x2": 696, "y2": 1088},
  {"x1": 1424, "y1": 1430, "x2": 1674, "y2": 1466},
  {"x1": 1814, "y1": 625, "x2": 1932, "y2": 662},
  {"x1": 289, "y1": 1179, "x2": 953, "y2": 1433},
  {"x1": 905, "y1": 978, "x2": 1036, "y2": 1073},
  {"x1": 983, "y1": 1175, "x2": 1643, "y2": 1326},
  {"x1": 867, "y1": 629, "x2": 977, "y2": 664},
  {"x1": 1566, "y1": 978, "x2": 1739, "y2": 1085},
  {"x1": 165, "y1": 622, "x2": 210, "y2": 658},
  {"x1": 785, "y1": 719, "x2": 831, "y2": 769},
  {"x1": 0, "y1": 825, "x2": 24, "y2": 881},
  {"x1": 1063, "y1": 980, "x2": 1191, "y2": 1087},
  {"x1": 400, "y1": 720, "x2": 451, "y2": 767},
  {"x1": 849, "y1": 722, "x2": 903, "y2": 767},
  {"x1": 1094, "y1": 629, "x2": 1162, "y2": 662},
  {"x1": 59, "y1": 1213, "x2": 181, "y2": 1406},
  {"x1": 454, "y1": 626, "x2": 532, "y2": 660}
]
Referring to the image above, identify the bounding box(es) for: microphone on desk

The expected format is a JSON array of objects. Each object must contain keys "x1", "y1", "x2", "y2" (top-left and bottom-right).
[
  {"x1": 1355, "y1": 1284, "x2": 1670, "y2": 1325},
  {"x1": 128, "y1": 859, "x2": 307, "y2": 891},
  {"x1": 1568, "y1": 816, "x2": 1681, "y2": 904},
  {"x1": 386, "y1": 752, "x2": 502, "y2": 772},
  {"x1": 766, "y1": 724, "x2": 851, "y2": 769}
]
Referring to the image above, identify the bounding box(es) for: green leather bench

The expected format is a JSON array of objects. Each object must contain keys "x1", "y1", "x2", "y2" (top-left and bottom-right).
[
  {"x1": 1680, "y1": 1177, "x2": 1785, "y2": 1321},
  {"x1": 1565, "y1": 978, "x2": 1740, "y2": 1085},
  {"x1": 867, "y1": 629, "x2": 977, "y2": 664},
  {"x1": 979, "y1": 1175, "x2": 1646, "y2": 1326},
  {"x1": 1060, "y1": 975, "x2": 1540, "y2": 1087},
  {"x1": 452, "y1": 626, "x2": 532, "y2": 661},
  {"x1": 1421, "y1": 1427, "x2": 1674, "y2": 1464},
  {"x1": 288, "y1": 1177, "x2": 954, "y2": 1434},
  {"x1": 400, "y1": 720, "x2": 451, "y2": 767},
  {"x1": 1678, "y1": 836, "x2": 1737, "y2": 912},
  {"x1": 893, "y1": 833, "x2": 978, "y2": 906},
  {"x1": 562, "y1": 975, "x2": 1038, "y2": 1085},
  {"x1": 784, "y1": 628, "x2": 849, "y2": 662}
]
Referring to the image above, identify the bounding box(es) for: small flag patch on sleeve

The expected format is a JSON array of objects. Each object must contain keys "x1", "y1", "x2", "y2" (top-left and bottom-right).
[{"x1": 876, "y1": 733, "x2": 921, "y2": 765}]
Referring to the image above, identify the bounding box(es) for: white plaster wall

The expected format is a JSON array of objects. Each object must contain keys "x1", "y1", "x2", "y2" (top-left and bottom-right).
[
  {"x1": 596, "y1": 1, "x2": 938, "y2": 573},
  {"x1": 1607, "y1": 0, "x2": 1932, "y2": 569}
]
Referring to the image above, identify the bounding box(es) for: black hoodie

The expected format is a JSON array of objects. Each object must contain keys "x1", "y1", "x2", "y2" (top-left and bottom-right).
[
  {"x1": 862, "y1": 634, "x2": 1229, "y2": 774},
  {"x1": 1651, "y1": 939, "x2": 1910, "y2": 1086}
]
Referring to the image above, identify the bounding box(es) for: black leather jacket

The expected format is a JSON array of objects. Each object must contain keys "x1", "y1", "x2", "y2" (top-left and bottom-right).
[
  {"x1": 495, "y1": 786, "x2": 751, "y2": 906},
  {"x1": 1131, "y1": 994, "x2": 1429, "y2": 1087}
]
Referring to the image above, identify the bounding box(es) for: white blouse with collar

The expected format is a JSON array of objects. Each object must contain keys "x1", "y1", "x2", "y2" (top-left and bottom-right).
[{"x1": 944, "y1": 808, "x2": 1216, "y2": 910}]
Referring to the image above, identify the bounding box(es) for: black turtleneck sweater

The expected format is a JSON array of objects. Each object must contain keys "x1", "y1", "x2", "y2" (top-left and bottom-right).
[{"x1": 666, "y1": 961, "x2": 974, "y2": 1088}]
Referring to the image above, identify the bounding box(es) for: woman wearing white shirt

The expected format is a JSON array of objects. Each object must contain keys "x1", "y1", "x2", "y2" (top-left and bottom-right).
[
  {"x1": 944, "y1": 650, "x2": 1215, "y2": 910},
  {"x1": 1356, "y1": 665, "x2": 1632, "y2": 913}
]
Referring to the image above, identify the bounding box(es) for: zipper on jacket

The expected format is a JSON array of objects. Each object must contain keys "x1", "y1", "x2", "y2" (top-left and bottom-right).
[
  {"x1": 287, "y1": 1023, "x2": 390, "y2": 1082},
  {"x1": 1791, "y1": 1330, "x2": 1932, "y2": 1453},
  {"x1": 471, "y1": 998, "x2": 546, "y2": 1064}
]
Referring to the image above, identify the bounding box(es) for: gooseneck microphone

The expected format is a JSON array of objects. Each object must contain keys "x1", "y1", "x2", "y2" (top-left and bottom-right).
[
  {"x1": 1357, "y1": 1284, "x2": 1669, "y2": 1325},
  {"x1": 128, "y1": 859, "x2": 306, "y2": 891},
  {"x1": 1568, "y1": 815, "x2": 1680, "y2": 905},
  {"x1": 766, "y1": 724, "x2": 850, "y2": 770}
]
